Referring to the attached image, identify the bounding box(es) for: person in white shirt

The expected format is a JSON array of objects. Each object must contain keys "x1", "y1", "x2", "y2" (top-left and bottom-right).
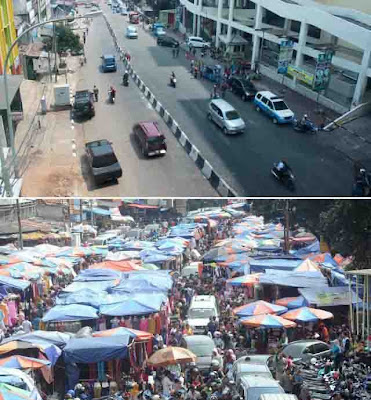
[{"x1": 21, "y1": 318, "x2": 32, "y2": 333}]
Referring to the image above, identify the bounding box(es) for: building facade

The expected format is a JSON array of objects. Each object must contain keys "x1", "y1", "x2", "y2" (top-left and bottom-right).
[
  {"x1": 0, "y1": 0, "x2": 21, "y2": 74},
  {"x1": 179, "y1": 0, "x2": 371, "y2": 111}
]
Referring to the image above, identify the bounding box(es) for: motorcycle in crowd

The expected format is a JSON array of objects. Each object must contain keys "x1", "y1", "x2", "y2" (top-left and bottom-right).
[
  {"x1": 108, "y1": 89, "x2": 116, "y2": 104},
  {"x1": 170, "y1": 75, "x2": 177, "y2": 88}
]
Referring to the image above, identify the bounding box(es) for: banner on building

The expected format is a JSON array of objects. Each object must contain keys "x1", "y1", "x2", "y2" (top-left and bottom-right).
[
  {"x1": 287, "y1": 64, "x2": 314, "y2": 86},
  {"x1": 277, "y1": 40, "x2": 294, "y2": 74},
  {"x1": 313, "y1": 50, "x2": 333, "y2": 92}
]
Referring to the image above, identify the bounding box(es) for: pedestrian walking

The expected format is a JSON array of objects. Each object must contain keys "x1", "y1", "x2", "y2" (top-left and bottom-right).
[
  {"x1": 172, "y1": 48, "x2": 176, "y2": 58},
  {"x1": 93, "y1": 85, "x2": 99, "y2": 102},
  {"x1": 83, "y1": 32, "x2": 86, "y2": 44},
  {"x1": 176, "y1": 47, "x2": 180, "y2": 57},
  {"x1": 192, "y1": 47, "x2": 196, "y2": 57},
  {"x1": 190, "y1": 59, "x2": 195, "y2": 74}
]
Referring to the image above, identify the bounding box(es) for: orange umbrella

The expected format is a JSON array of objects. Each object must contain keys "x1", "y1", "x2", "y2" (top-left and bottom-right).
[
  {"x1": 295, "y1": 259, "x2": 320, "y2": 272},
  {"x1": 240, "y1": 314, "x2": 297, "y2": 329},
  {"x1": 0, "y1": 355, "x2": 51, "y2": 369},
  {"x1": 281, "y1": 307, "x2": 334, "y2": 323},
  {"x1": 147, "y1": 346, "x2": 197, "y2": 367}
]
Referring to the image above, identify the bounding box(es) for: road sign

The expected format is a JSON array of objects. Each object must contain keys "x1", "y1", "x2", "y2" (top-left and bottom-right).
[
  {"x1": 277, "y1": 40, "x2": 294, "y2": 74},
  {"x1": 313, "y1": 50, "x2": 333, "y2": 91}
]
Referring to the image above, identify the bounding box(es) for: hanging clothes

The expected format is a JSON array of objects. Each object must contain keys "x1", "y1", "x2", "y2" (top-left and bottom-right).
[
  {"x1": 147, "y1": 315, "x2": 156, "y2": 334},
  {"x1": 97, "y1": 361, "x2": 105, "y2": 381},
  {"x1": 154, "y1": 313, "x2": 161, "y2": 335},
  {"x1": 139, "y1": 317, "x2": 148, "y2": 332}
]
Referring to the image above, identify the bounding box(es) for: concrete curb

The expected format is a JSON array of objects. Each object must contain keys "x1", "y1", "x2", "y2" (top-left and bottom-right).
[{"x1": 102, "y1": 13, "x2": 237, "y2": 197}]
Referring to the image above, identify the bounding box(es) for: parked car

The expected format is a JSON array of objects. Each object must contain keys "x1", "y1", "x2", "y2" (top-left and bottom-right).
[
  {"x1": 85, "y1": 139, "x2": 122, "y2": 185},
  {"x1": 253, "y1": 91, "x2": 294, "y2": 124},
  {"x1": 230, "y1": 77, "x2": 257, "y2": 101},
  {"x1": 208, "y1": 98, "x2": 246, "y2": 135},
  {"x1": 126, "y1": 25, "x2": 138, "y2": 38},
  {"x1": 133, "y1": 121, "x2": 167, "y2": 157},
  {"x1": 280, "y1": 340, "x2": 331, "y2": 362},
  {"x1": 121, "y1": 7, "x2": 128, "y2": 14},
  {"x1": 73, "y1": 90, "x2": 95, "y2": 119},
  {"x1": 157, "y1": 35, "x2": 180, "y2": 47},
  {"x1": 238, "y1": 376, "x2": 284, "y2": 400},
  {"x1": 101, "y1": 54, "x2": 117, "y2": 72},
  {"x1": 232, "y1": 355, "x2": 273, "y2": 384},
  {"x1": 154, "y1": 26, "x2": 166, "y2": 37},
  {"x1": 186, "y1": 36, "x2": 210, "y2": 49},
  {"x1": 180, "y1": 335, "x2": 215, "y2": 372}
]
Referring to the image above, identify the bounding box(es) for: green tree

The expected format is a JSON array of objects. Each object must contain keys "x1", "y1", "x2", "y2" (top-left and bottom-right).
[
  {"x1": 252, "y1": 200, "x2": 371, "y2": 270},
  {"x1": 43, "y1": 24, "x2": 83, "y2": 55}
]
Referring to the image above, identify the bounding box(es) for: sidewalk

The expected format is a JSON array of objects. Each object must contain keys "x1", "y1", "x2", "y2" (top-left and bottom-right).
[
  {"x1": 16, "y1": 23, "x2": 90, "y2": 196},
  {"x1": 163, "y1": 29, "x2": 371, "y2": 162}
]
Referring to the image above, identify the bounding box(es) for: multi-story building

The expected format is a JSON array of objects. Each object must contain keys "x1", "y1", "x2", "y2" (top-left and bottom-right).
[
  {"x1": 0, "y1": 0, "x2": 21, "y2": 74},
  {"x1": 179, "y1": 0, "x2": 371, "y2": 112},
  {"x1": 314, "y1": 0, "x2": 371, "y2": 15}
]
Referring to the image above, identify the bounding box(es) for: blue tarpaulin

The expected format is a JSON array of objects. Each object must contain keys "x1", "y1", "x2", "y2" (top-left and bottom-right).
[
  {"x1": 100, "y1": 299, "x2": 158, "y2": 316},
  {"x1": 112, "y1": 280, "x2": 168, "y2": 293},
  {"x1": 259, "y1": 270, "x2": 328, "y2": 288},
  {"x1": 0, "y1": 276, "x2": 30, "y2": 290},
  {"x1": 63, "y1": 280, "x2": 116, "y2": 293},
  {"x1": 250, "y1": 258, "x2": 302, "y2": 273},
  {"x1": 8, "y1": 331, "x2": 72, "y2": 348},
  {"x1": 42, "y1": 304, "x2": 99, "y2": 322},
  {"x1": 299, "y1": 286, "x2": 362, "y2": 306},
  {"x1": 292, "y1": 240, "x2": 320, "y2": 257},
  {"x1": 64, "y1": 336, "x2": 130, "y2": 364},
  {"x1": 90, "y1": 208, "x2": 111, "y2": 216},
  {"x1": 56, "y1": 289, "x2": 106, "y2": 308},
  {"x1": 74, "y1": 269, "x2": 121, "y2": 281}
]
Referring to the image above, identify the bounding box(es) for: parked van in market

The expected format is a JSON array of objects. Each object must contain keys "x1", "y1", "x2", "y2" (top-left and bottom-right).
[
  {"x1": 238, "y1": 376, "x2": 284, "y2": 400},
  {"x1": 187, "y1": 295, "x2": 219, "y2": 334}
]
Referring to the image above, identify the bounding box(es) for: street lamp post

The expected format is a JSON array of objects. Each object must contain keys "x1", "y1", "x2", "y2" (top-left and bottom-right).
[{"x1": 2, "y1": 10, "x2": 102, "y2": 197}]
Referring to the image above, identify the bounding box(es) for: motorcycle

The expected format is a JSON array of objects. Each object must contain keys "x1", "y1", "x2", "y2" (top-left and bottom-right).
[
  {"x1": 293, "y1": 118, "x2": 318, "y2": 134},
  {"x1": 123, "y1": 74, "x2": 129, "y2": 87},
  {"x1": 108, "y1": 90, "x2": 115, "y2": 104},
  {"x1": 170, "y1": 76, "x2": 176, "y2": 88},
  {"x1": 271, "y1": 163, "x2": 295, "y2": 191}
]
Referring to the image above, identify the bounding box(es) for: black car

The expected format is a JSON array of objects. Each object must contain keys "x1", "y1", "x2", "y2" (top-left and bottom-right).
[
  {"x1": 230, "y1": 77, "x2": 257, "y2": 101},
  {"x1": 73, "y1": 90, "x2": 95, "y2": 119},
  {"x1": 85, "y1": 139, "x2": 122, "y2": 185},
  {"x1": 157, "y1": 35, "x2": 180, "y2": 48}
]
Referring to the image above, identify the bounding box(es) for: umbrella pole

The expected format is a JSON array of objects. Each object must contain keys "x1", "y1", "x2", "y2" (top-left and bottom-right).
[{"x1": 349, "y1": 276, "x2": 354, "y2": 335}]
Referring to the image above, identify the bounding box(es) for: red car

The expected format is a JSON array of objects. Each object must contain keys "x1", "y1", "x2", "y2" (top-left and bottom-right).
[{"x1": 133, "y1": 121, "x2": 167, "y2": 157}]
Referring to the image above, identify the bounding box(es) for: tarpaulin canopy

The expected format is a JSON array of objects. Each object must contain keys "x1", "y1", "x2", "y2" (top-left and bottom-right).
[
  {"x1": 56, "y1": 289, "x2": 106, "y2": 309},
  {"x1": 90, "y1": 208, "x2": 111, "y2": 216},
  {"x1": 275, "y1": 296, "x2": 308, "y2": 309},
  {"x1": 7, "y1": 331, "x2": 72, "y2": 348},
  {"x1": 227, "y1": 273, "x2": 261, "y2": 287},
  {"x1": 42, "y1": 305, "x2": 98, "y2": 322},
  {"x1": 63, "y1": 335, "x2": 131, "y2": 364},
  {"x1": 92, "y1": 327, "x2": 153, "y2": 341},
  {"x1": 125, "y1": 271, "x2": 173, "y2": 290},
  {"x1": 111, "y1": 279, "x2": 168, "y2": 293},
  {"x1": 139, "y1": 249, "x2": 174, "y2": 264},
  {"x1": 122, "y1": 241, "x2": 155, "y2": 251},
  {"x1": 105, "y1": 251, "x2": 141, "y2": 261},
  {"x1": 249, "y1": 258, "x2": 302, "y2": 273},
  {"x1": 259, "y1": 270, "x2": 328, "y2": 288},
  {"x1": 0, "y1": 356, "x2": 51, "y2": 370},
  {"x1": 89, "y1": 261, "x2": 143, "y2": 272},
  {"x1": 100, "y1": 299, "x2": 159, "y2": 316},
  {"x1": 0, "y1": 382, "x2": 33, "y2": 400},
  {"x1": 74, "y1": 268, "x2": 121, "y2": 281},
  {"x1": 299, "y1": 286, "x2": 362, "y2": 306},
  {"x1": 0, "y1": 276, "x2": 30, "y2": 290},
  {"x1": 62, "y1": 280, "x2": 116, "y2": 293},
  {"x1": 294, "y1": 259, "x2": 320, "y2": 272}
]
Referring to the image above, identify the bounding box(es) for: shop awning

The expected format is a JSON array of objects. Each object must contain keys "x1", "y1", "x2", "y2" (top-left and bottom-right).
[{"x1": 63, "y1": 335, "x2": 131, "y2": 364}]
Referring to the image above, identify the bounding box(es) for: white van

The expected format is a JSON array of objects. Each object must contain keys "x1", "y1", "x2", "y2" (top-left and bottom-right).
[
  {"x1": 238, "y1": 376, "x2": 284, "y2": 400},
  {"x1": 91, "y1": 234, "x2": 117, "y2": 246},
  {"x1": 126, "y1": 25, "x2": 138, "y2": 38},
  {"x1": 187, "y1": 295, "x2": 219, "y2": 334}
]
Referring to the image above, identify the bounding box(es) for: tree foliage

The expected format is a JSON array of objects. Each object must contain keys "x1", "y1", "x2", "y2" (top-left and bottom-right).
[
  {"x1": 252, "y1": 200, "x2": 371, "y2": 270},
  {"x1": 43, "y1": 24, "x2": 83, "y2": 54}
]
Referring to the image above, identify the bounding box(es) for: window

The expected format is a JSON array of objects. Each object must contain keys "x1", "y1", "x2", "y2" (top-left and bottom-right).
[
  {"x1": 266, "y1": 100, "x2": 273, "y2": 109},
  {"x1": 262, "y1": 97, "x2": 269, "y2": 105},
  {"x1": 256, "y1": 93, "x2": 262, "y2": 100},
  {"x1": 92, "y1": 152, "x2": 118, "y2": 168},
  {"x1": 225, "y1": 110, "x2": 240, "y2": 120},
  {"x1": 314, "y1": 343, "x2": 329, "y2": 353},
  {"x1": 273, "y1": 100, "x2": 289, "y2": 111},
  {"x1": 217, "y1": 109, "x2": 223, "y2": 118},
  {"x1": 188, "y1": 308, "x2": 215, "y2": 318}
]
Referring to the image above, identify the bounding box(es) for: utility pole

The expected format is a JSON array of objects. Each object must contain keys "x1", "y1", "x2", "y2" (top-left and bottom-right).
[
  {"x1": 79, "y1": 199, "x2": 83, "y2": 243},
  {"x1": 16, "y1": 199, "x2": 23, "y2": 250},
  {"x1": 283, "y1": 199, "x2": 290, "y2": 254},
  {"x1": 90, "y1": 200, "x2": 94, "y2": 227}
]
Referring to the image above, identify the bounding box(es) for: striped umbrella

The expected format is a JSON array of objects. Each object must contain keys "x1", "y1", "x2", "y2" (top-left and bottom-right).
[
  {"x1": 281, "y1": 307, "x2": 334, "y2": 323},
  {"x1": 227, "y1": 273, "x2": 261, "y2": 287},
  {"x1": 0, "y1": 355, "x2": 50, "y2": 370},
  {"x1": 240, "y1": 314, "x2": 297, "y2": 329},
  {"x1": 233, "y1": 300, "x2": 287, "y2": 317},
  {"x1": 0, "y1": 383, "x2": 33, "y2": 400},
  {"x1": 275, "y1": 296, "x2": 308, "y2": 309}
]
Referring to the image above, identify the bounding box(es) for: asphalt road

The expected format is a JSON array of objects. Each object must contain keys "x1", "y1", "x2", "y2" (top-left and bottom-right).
[
  {"x1": 104, "y1": 5, "x2": 354, "y2": 196},
  {"x1": 74, "y1": 10, "x2": 217, "y2": 196}
]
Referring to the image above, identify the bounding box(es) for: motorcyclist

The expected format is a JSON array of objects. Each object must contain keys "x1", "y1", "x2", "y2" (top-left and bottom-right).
[
  {"x1": 355, "y1": 168, "x2": 371, "y2": 195},
  {"x1": 170, "y1": 72, "x2": 176, "y2": 85},
  {"x1": 109, "y1": 86, "x2": 116, "y2": 101},
  {"x1": 123, "y1": 70, "x2": 129, "y2": 83},
  {"x1": 300, "y1": 114, "x2": 309, "y2": 128},
  {"x1": 276, "y1": 160, "x2": 291, "y2": 179}
]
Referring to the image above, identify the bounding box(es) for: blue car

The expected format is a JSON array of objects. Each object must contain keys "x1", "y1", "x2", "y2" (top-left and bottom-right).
[
  {"x1": 253, "y1": 90, "x2": 295, "y2": 124},
  {"x1": 101, "y1": 55, "x2": 117, "y2": 72}
]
